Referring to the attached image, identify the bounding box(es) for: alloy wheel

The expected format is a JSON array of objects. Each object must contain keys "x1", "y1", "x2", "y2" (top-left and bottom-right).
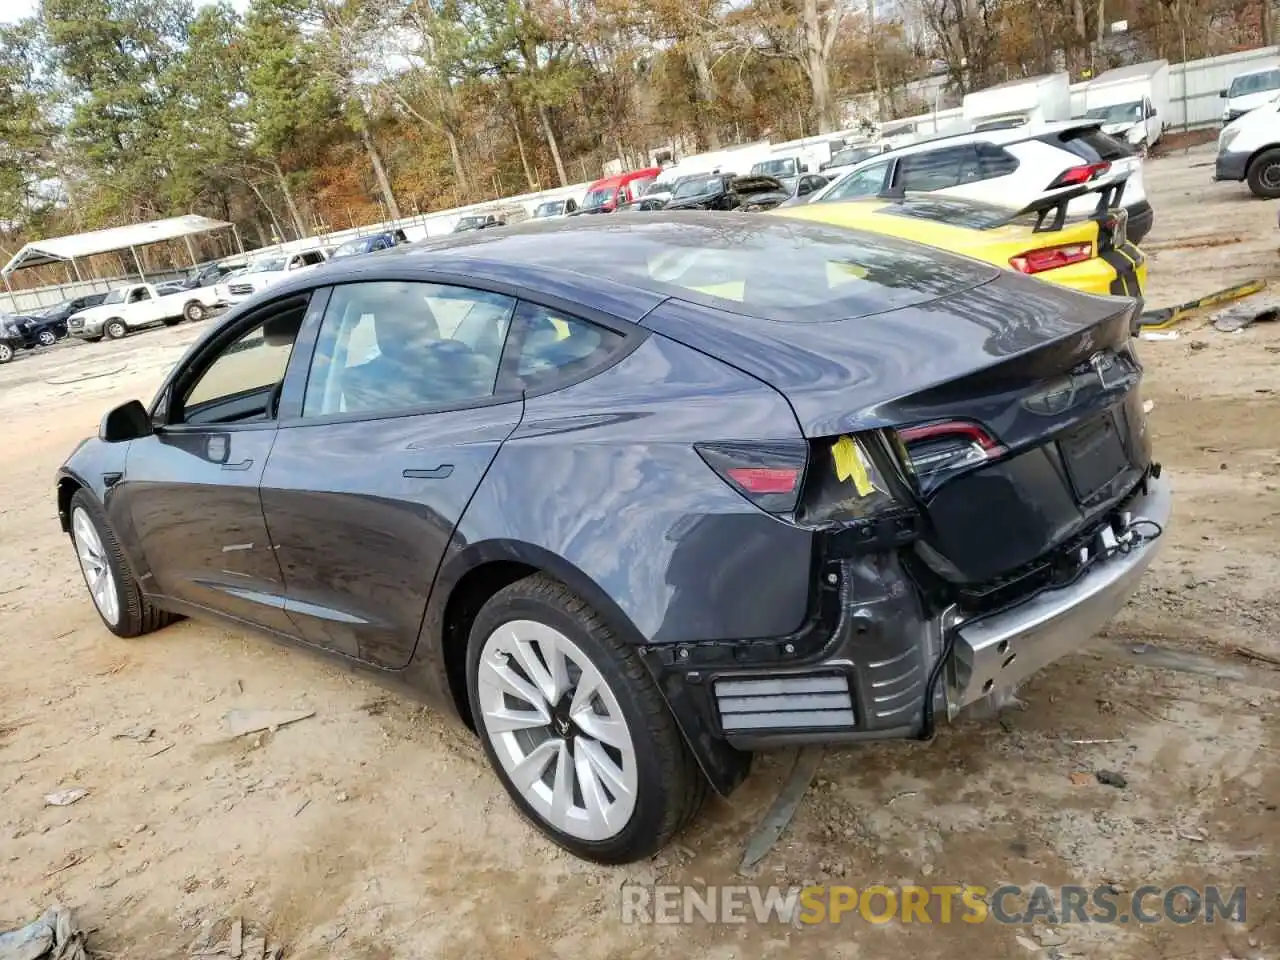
[
  {"x1": 477, "y1": 619, "x2": 638, "y2": 842},
  {"x1": 1265, "y1": 163, "x2": 1280, "y2": 191},
  {"x1": 37, "y1": 329, "x2": 56, "y2": 346},
  {"x1": 185, "y1": 303, "x2": 205, "y2": 322},
  {"x1": 72, "y1": 507, "x2": 119, "y2": 626},
  {"x1": 0, "y1": 343, "x2": 11, "y2": 363}
]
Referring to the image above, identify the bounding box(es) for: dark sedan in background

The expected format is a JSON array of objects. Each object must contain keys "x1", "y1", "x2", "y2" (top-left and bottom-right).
[
  {"x1": 663, "y1": 173, "x2": 829, "y2": 212},
  {"x1": 57, "y1": 214, "x2": 1168, "y2": 863},
  {"x1": 329, "y1": 229, "x2": 410, "y2": 259},
  {"x1": 0, "y1": 310, "x2": 71, "y2": 361},
  {"x1": 36, "y1": 292, "x2": 109, "y2": 329}
]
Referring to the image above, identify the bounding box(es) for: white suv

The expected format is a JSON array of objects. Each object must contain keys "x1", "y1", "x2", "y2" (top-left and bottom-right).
[{"x1": 803, "y1": 121, "x2": 1154, "y2": 244}]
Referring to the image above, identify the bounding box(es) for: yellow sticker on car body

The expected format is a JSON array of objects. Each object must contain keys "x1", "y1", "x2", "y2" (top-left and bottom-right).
[{"x1": 831, "y1": 435, "x2": 874, "y2": 497}]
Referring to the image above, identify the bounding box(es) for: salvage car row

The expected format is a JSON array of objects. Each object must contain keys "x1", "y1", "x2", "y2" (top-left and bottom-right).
[
  {"x1": 0, "y1": 231, "x2": 416, "y2": 361},
  {"x1": 573, "y1": 118, "x2": 1151, "y2": 299}
]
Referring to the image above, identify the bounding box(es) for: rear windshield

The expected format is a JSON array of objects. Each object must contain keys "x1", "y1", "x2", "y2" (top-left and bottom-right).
[
  {"x1": 1228, "y1": 69, "x2": 1280, "y2": 97},
  {"x1": 751, "y1": 158, "x2": 799, "y2": 177},
  {"x1": 874, "y1": 196, "x2": 1020, "y2": 230},
  {"x1": 507, "y1": 216, "x2": 996, "y2": 322},
  {"x1": 1048, "y1": 127, "x2": 1133, "y2": 162},
  {"x1": 674, "y1": 177, "x2": 723, "y2": 199}
]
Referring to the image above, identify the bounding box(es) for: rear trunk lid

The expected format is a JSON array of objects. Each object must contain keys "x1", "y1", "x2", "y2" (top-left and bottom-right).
[{"x1": 646, "y1": 271, "x2": 1148, "y2": 592}]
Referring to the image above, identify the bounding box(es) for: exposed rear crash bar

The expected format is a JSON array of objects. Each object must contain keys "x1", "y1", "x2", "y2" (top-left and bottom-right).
[{"x1": 948, "y1": 474, "x2": 1171, "y2": 710}]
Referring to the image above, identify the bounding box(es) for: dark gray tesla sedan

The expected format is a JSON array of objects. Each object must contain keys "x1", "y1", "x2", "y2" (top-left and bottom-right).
[{"x1": 56, "y1": 212, "x2": 1169, "y2": 863}]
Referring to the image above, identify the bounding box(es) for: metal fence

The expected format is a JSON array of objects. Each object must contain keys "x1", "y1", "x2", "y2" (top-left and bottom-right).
[
  {"x1": 0, "y1": 270, "x2": 189, "y2": 315},
  {"x1": 1170, "y1": 46, "x2": 1279, "y2": 128}
]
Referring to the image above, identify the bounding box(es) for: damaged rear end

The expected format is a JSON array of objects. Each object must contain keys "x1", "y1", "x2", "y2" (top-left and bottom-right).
[{"x1": 642, "y1": 240, "x2": 1169, "y2": 750}]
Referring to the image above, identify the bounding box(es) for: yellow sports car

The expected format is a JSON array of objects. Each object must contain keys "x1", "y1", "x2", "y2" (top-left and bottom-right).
[{"x1": 775, "y1": 177, "x2": 1145, "y2": 298}]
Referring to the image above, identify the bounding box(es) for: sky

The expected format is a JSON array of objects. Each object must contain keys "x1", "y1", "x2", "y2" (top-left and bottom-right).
[{"x1": 0, "y1": 0, "x2": 249, "y2": 24}]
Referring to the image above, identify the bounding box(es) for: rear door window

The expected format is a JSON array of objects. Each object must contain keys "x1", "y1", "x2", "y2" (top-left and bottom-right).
[
  {"x1": 976, "y1": 142, "x2": 1020, "y2": 178},
  {"x1": 821, "y1": 161, "x2": 891, "y2": 201},
  {"x1": 302, "y1": 281, "x2": 515, "y2": 417},
  {"x1": 896, "y1": 146, "x2": 983, "y2": 191}
]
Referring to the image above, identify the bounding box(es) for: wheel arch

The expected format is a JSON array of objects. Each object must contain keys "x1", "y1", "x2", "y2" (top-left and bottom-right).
[
  {"x1": 1245, "y1": 143, "x2": 1280, "y2": 178},
  {"x1": 411, "y1": 538, "x2": 750, "y2": 797},
  {"x1": 418, "y1": 539, "x2": 649, "y2": 727},
  {"x1": 56, "y1": 470, "x2": 89, "y2": 533}
]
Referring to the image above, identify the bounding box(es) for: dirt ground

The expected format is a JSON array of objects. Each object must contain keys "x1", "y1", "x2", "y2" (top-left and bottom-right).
[{"x1": 1, "y1": 143, "x2": 1278, "y2": 959}]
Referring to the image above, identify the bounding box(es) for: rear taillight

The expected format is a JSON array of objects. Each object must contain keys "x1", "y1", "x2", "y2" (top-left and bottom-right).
[
  {"x1": 897, "y1": 420, "x2": 1006, "y2": 491},
  {"x1": 696, "y1": 441, "x2": 807, "y2": 513},
  {"x1": 1009, "y1": 243, "x2": 1093, "y2": 275},
  {"x1": 700, "y1": 434, "x2": 924, "y2": 549},
  {"x1": 793, "y1": 432, "x2": 922, "y2": 548},
  {"x1": 1047, "y1": 161, "x2": 1110, "y2": 189}
]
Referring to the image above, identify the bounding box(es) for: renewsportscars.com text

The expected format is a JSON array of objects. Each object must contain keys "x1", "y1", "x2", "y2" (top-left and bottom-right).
[{"x1": 619, "y1": 883, "x2": 1247, "y2": 926}]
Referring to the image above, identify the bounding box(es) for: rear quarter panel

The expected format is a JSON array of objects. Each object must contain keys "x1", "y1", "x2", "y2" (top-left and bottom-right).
[{"x1": 429, "y1": 333, "x2": 816, "y2": 649}]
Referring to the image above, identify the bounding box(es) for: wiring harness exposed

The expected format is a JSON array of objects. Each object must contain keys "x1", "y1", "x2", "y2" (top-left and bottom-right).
[{"x1": 917, "y1": 512, "x2": 1165, "y2": 742}]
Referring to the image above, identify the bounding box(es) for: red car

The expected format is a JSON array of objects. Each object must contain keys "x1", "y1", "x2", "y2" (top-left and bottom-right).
[{"x1": 579, "y1": 167, "x2": 661, "y2": 214}]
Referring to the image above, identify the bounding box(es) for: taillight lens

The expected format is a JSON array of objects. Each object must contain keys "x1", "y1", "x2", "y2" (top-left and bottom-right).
[
  {"x1": 696, "y1": 440, "x2": 807, "y2": 513},
  {"x1": 1047, "y1": 161, "x2": 1110, "y2": 189},
  {"x1": 898, "y1": 420, "x2": 1006, "y2": 492},
  {"x1": 1009, "y1": 242, "x2": 1093, "y2": 275}
]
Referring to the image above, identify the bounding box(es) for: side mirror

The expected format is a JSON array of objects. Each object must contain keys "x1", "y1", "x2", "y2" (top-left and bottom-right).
[
  {"x1": 1149, "y1": 107, "x2": 1158, "y2": 118},
  {"x1": 1220, "y1": 89, "x2": 1228, "y2": 98},
  {"x1": 99, "y1": 400, "x2": 153, "y2": 443}
]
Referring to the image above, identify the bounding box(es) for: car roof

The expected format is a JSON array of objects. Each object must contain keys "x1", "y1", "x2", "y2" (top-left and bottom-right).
[
  {"x1": 244, "y1": 211, "x2": 989, "y2": 326},
  {"x1": 880, "y1": 118, "x2": 1101, "y2": 156},
  {"x1": 587, "y1": 168, "x2": 661, "y2": 190}
]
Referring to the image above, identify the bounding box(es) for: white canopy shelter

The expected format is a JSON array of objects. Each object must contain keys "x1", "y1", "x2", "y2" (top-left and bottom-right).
[{"x1": 1, "y1": 215, "x2": 241, "y2": 286}]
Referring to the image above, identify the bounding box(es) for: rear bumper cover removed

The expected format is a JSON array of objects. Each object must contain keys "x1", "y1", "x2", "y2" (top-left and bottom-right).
[
  {"x1": 947, "y1": 474, "x2": 1170, "y2": 709},
  {"x1": 648, "y1": 474, "x2": 1170, "y2": 754}
]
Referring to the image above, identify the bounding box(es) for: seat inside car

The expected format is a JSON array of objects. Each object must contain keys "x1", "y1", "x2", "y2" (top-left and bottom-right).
[{"x1": 338, "y1": 287, "x2": 494, "y2": 412}]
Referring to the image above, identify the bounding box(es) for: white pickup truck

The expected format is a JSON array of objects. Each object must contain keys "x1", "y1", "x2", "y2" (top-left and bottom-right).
[
  {"x1": 67, "y1": 283, "x2": 222, "y2": 342},
  {"x1": 212, "y1": 248, "x2": 330, "y2": 307}
]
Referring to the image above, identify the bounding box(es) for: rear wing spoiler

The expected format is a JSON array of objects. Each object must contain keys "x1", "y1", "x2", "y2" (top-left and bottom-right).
[{"x1": 1003, "y1": 168, "x2": 1131, "y2": 233}]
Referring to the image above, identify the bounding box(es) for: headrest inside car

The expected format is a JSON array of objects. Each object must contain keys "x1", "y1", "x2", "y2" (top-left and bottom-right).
[{"x1": 262, "y1": 309, "x2": 303, "y2": 346}]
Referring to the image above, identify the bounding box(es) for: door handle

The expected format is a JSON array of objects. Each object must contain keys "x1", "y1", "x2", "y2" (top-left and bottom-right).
[
  {"x1": 221, "y1": 459, "x2": 254, "y2": 472},
  {"x1": 403, "y1": 465, "x2": 453, "y2": 480}
]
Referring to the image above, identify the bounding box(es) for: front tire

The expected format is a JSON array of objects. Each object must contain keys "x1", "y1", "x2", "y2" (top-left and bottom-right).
[
  {"x1": 0, "y1": 342, "x2": 12, "y2": 363},
  {"x1": 467, "y1": 574, "x2": 706, "y2": 864},
  {"x1": 1247, "y1": 148, "x2": 1280, "y2": 198},
  {"x1": 68, "y1": 490, "x2": 178, "y2": 638},
  {"x1": 104, "y1": 319, "x2": 128, "y2": 340},
  {"x1": 37, "y1": 329, "x2": 57, "y2": 347},
  {"x1": 183, "y1": 301, "x2": 207, "y2": 322}
]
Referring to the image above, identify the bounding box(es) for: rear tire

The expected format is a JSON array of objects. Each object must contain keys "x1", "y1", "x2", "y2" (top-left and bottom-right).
[
  {"x1": 1247, "y1": 148, "x2": 1280, "y2": 199},
  {"x1": 69, "y1": 490, "x2": 178, "y2": 638},
  {"x1": 104, "y1": 319, "x2": 128, "y2": 340},
  {"x1": 466, "y1": 574, "x2": 706, "y2": 864}
]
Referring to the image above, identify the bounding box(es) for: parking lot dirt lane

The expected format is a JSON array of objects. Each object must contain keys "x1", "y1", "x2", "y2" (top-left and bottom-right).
[{"x1": 2, "y1": 149, "x2": 1278, "y2": 959}]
